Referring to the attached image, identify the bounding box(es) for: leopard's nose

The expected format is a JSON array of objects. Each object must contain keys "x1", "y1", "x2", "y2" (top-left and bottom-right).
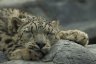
[{"x1": 36, "y1": 42, "x2": 46, "y2": 49}]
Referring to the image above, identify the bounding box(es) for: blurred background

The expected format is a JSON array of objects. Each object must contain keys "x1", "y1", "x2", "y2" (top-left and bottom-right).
[{"x1": 0, "y1": 0, "x2": 96, "y2": 44}]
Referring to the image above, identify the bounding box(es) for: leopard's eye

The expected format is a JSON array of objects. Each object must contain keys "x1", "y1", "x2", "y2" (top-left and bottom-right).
[
  {"x1": 24, "y1": 30, "x2": 30, "y2": 33},
  {"x1": 23, "y1": 28, "x2": 30, "y2": 33},
  {"x1": 47, "y1": 32, "x2": 51, "y2": 35},
  {"x1": 19, "y1": 15, "x2": 26, "y2": 19}
]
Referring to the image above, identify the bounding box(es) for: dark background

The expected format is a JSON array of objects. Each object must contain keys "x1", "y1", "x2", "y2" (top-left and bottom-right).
[{"x1": 0, "y1": 0, "x2": 96, "y2": 44}]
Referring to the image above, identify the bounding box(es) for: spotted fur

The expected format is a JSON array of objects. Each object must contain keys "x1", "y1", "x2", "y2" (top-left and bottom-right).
[{"x1": 0, "y1": 8, "x2": 89, "y2": 60}]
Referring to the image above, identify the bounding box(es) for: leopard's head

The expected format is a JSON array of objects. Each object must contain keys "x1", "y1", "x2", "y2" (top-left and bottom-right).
[{"x1": 12, "y1": 16, "x2": 60, "y2": 58}]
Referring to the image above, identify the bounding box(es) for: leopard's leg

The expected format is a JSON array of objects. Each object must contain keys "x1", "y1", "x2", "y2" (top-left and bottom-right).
[
  {"x1": 8, "y1": 48, "x2": 31, "y2": 60},
  {"x1": 58, "y1": 30, "x2": 89, "y2": 46},
  {"x1": 3, "y1": 35, "x2": 42, "y2": 60},
  {"x1": 8, "y1": 48, "x2": 42, "y2": 60}
]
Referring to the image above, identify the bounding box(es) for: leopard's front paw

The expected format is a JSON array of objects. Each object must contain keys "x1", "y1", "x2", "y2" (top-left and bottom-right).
[
  {"x1": 58, "y1": 30, "x2": 89, "y2": 46},
  {"x1": 9, "y1": 48, "x2": 31, "y2": 60},
  {"x1": 9, "y1": 48, "x2": 43, "y2": 60}
]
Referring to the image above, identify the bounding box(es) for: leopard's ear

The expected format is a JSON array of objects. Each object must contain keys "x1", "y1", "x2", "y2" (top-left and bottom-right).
[
  {"x1": 11, "y1": 17, "x2": 23, "y2": 29},
  {"x1": 50, "y1": 20, "x2": 60, "y2": 31},
  {"x1": 51, "y1": 20, "x2": 59, "y2": 28},
  {"x1": 8, "y1": 17, "x2": 24, "y2": 35}
]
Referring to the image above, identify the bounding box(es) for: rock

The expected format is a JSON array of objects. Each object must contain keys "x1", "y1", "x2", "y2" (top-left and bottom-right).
[
  {"x1": 0, "y1": 51, "x2": 8, "y2": 63},
  {"x1": 0, "y1": 40, "x2": 96, "y2": 64},
  {"x1": 43, "y1": 40, "x2": 96, "y2": 64},
  {"x1": 38, "y1": 0, "x2": 96, "y2": 22},
  {"x1": 87, "y1": 44, "x2": 96, "y2": 55},
  {"x1": 0, "y1": 0, "x2": 35, "y2": 7},
  {"x1": 0, "y1": 60, "x2": 54, "y2": 64}
]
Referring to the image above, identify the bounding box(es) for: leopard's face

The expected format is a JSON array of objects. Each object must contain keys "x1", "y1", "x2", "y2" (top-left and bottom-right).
[{"x1": 16, "y1": 21, "x2": 60, "y2": 56}]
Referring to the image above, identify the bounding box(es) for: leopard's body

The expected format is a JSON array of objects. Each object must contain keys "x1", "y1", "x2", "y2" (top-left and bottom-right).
[{"x1": 0, "y1": 8, "x2": 89, "y2": 60}]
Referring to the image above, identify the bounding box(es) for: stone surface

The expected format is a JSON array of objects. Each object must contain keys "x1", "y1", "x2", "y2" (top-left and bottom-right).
[
  {"x1": 43, "y1": 40, "x2": 96, "y2": 64},
  {"x1": 38, "y1": 0, "x2": 96, "y2": 22},
  {"x1": 0, "y1": 60, "x2": 54, "y2": 64},
  {"x1": 87, "y1": 44, "x2": 96, "y2": 55},
  {"x1": 0, "y1": 0, "x2": 35, "y2": 6},
  {"x1": 0, "y1": 40, "x2": 96, "y2": 64}
]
